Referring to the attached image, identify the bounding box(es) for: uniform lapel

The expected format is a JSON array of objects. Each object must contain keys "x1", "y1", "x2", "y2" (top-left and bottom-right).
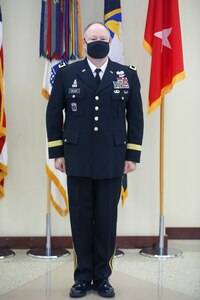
[{"x1": 77, "y1": 58, "x2": 97, "y2": 91}]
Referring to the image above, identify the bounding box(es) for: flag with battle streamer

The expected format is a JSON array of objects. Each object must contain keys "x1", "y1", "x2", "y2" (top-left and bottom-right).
[{"x1": 40, "y1": 0, "x2": 83, "y2": 216}]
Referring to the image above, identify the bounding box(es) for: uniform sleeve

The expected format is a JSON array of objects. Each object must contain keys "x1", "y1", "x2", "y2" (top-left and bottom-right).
[
  {"x1": 126, "y1": 69, "x2": 144, "y2": 163},
  {"x1": 46, "y1": 69, "x2": 65, "y2": 159}
]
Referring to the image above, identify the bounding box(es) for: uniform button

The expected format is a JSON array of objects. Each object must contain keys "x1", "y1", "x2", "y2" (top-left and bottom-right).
[
  {"x1": 94, "y1": 127, "x2": 99, "y2": 132},
  {"x1": 95, "y1": 96, "x2": 99, "y2": 101},
  {"x1": 64, "y1": 139, "x2": 67, "y2": 142},
  {"x1": 72, "y1": 95, "x2": 75, "y2": 98},
  {"x1": 94, "y1": 116, "x2": 99, "y2": 121},
  {"x1": 95, "y1": 106, "x2": 99, "y2": 111},
  {"x1": 122, "y1": 96, "x2": 124, "y2": 100}
]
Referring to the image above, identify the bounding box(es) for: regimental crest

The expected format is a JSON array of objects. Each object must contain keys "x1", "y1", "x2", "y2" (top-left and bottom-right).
[{"x1": 72, "y1": 79, "x2": 78, "y2": 87}]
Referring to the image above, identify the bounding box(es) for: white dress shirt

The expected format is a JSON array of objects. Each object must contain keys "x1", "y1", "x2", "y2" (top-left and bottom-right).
[{"x1": 87, "y1": 58, "x2": 108, "y2": 80}]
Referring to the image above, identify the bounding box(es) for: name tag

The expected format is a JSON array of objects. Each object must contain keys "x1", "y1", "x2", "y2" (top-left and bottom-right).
[{"x1": 68, "y1": 88, "x2": 80, "y2": 94}]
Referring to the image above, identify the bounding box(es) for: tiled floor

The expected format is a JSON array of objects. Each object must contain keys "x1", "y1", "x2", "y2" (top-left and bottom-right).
[{"x1": 0, "y1": 240, "x2": 199, "y2": 300}]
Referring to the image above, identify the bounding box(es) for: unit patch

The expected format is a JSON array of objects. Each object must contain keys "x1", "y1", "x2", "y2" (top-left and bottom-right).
[{"x1": 71, "y1": 103, "x2": 77, "y2": 112}]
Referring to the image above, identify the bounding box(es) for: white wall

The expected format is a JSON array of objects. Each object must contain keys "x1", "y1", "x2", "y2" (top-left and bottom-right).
[{"x1": 0, "y1": 0, "x2": 199, "y2": 237}]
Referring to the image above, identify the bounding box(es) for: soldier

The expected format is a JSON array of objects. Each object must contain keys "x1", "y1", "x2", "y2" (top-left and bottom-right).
[{"x1": 46, "y1": 22, "x2": 144, "y2": 298}]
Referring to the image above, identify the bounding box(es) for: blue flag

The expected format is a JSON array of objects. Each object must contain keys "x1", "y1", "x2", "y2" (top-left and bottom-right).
[{"x1": 104, "y1": 0, "x2": 124, "y2": 64}]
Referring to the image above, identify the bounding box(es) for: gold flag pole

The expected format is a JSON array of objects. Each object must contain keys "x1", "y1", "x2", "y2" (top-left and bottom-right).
[
  {"x1": 159, "y1": 99, "x2": 165, "y2": 253},
  {"x1": 140, "y1": 98, "x2": 182, "y2": 258}
]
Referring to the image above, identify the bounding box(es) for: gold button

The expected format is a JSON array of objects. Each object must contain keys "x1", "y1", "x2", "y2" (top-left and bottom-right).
[
  {"x1": 95, "y1": 96, "x2": 99, "y2": 101},
  {"x1": 94, "y1": 116, "x2": 99, "y2": 121},
  {"x1": 94, "y1": 127, "x2": 98, "y2": 131},
  {"x1": 95, "y1": 106, "x2": 99, "y2": 111}
]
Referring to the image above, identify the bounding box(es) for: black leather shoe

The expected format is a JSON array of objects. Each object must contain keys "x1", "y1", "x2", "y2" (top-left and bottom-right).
[
  {"x1": 93, "y1": 279, "x2": 115, "y2": 298},
  {"x1": 69, "y1": 280, "x2": 91, "y2": 298}
]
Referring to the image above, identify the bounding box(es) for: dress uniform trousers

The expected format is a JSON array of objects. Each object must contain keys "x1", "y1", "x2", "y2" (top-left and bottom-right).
[{"x1": 67, "y1": 176, "x2": 122, "y2": 282}]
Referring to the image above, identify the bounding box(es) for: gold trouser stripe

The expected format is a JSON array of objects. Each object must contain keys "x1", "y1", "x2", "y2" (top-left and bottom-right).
[
  {"x1": 72, "y1": 244, "x2": 78, "y2": 271},
  {"x1": 48, "y1": 140, "x2": 63, "y2": 148},
  {"x1": 127, "y1": 143, "x2": 142, "y2": 151},
  {"x1": 109, "y1": 249, "x2": 116, "y2": 272}
]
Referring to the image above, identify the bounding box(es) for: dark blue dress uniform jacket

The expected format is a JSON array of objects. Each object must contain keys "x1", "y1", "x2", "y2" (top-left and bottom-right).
[{"x1": 46, "y1": 58, "x2": 144, "y2": 179}]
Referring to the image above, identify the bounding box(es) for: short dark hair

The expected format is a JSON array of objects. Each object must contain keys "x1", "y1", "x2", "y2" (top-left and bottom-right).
[{"x1": 84, "y1": 22, "x2": 110, "y2": 38}]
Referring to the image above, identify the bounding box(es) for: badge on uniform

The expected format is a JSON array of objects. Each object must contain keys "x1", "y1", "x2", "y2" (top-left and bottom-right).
[
  {"x1": 113, "y1": 71, "x2": 130, "y2": 89},
  {"x1": 72, "y1": 79, "x2": 78, "y2": 87},
  {"x1": 113, "y1": 77, "x2": 130, "y2": 89},
  {"x1": 71, "y1": 103, "x2": 77, "y2": 112},
  {"x1": 116, "y1": 71, "x2": 125, "y2": 77}
]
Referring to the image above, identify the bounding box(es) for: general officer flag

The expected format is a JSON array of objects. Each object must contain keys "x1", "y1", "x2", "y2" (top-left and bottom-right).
[
  {"x1": 144, "y1": 0, "x2": 185, "y2": 113},
  {"x1": 0, "y1": 6, "x2": 8, "y2": 199},
  {"x1": 104, "y1": 0, "x2": 124, "y2": 64}
]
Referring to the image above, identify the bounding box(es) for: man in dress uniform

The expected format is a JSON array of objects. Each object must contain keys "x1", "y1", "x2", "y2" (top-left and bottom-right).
[{"x1": 46, "y1": 22, "x2": 144, "y2": 298}]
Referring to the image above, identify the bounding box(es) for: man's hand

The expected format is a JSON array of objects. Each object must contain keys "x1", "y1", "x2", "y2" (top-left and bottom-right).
[
  {"x1": 55, "y1": 157, "x2": 66, "y2": 173},
  {"x1": 124, "y1": 161, "x2": 137, "y2": 174}
]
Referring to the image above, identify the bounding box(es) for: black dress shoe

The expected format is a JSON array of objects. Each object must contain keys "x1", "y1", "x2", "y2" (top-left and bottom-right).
[
  {"x1": 93, "y1": 279, "x2": 115, "y2": 298},
  {"x1": 69, "y1": 280, "x2": 91, "y2": 298}
]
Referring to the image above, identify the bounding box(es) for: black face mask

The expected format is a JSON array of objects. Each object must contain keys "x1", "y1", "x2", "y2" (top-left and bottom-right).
[{"x1": 85, "y1": 40, "x2": 110, "y2": 59}]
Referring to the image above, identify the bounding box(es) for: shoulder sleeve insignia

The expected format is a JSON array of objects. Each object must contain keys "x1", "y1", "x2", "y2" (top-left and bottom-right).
[
  {"x1": 129, "y1": 65, "x2": 137, "y2": 71},
  {"x1": 58, "y1": 61, "x2": 67, "y2": 69}
]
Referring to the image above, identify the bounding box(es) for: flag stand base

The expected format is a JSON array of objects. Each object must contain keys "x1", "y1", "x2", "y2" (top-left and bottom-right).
[
  {"x1": 27, "y1": 248, "x2": 70, "y2": 259},
  {"x1": 140, "y1": 217, "x2": 183, "y2": 258},
  {"x1": 140, "y1": 247, "x2": 182, "y2": 259},
  {"x1": 0, "y1": 249, "x2": 15, "y2": 259},
  {"x1": 114, "y1": 248, "x2": 124, "y2": 259},
  {"x1": 27, "y1": 213, "x2": 70, "y2": 259}
]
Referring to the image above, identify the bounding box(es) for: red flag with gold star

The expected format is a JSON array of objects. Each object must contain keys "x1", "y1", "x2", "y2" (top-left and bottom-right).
[{"x1": 144, "y1": 0, "x2": 185, "y2": 113}]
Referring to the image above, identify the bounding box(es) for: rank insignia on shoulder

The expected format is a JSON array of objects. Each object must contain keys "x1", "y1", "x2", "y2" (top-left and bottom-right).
[
  {"x1": 129, "y1": 65, "x2": 137, "y2": 71},
  {"x1": 59, "y1": 61, "x2": 67, "y2": 68}
]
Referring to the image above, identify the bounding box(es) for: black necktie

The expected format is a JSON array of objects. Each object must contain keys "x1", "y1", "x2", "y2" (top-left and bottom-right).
[{"x1": 95, "y1": 68, "x2": 101, "y2": 87}]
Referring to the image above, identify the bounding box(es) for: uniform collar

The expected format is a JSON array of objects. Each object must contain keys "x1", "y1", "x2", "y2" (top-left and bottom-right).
[
  {"x1": 87, "y1": 58, "x2": 109, "y2": 79},
  {"x1": 77, "y1": 58, "x2": 116, "y2": 92}
]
